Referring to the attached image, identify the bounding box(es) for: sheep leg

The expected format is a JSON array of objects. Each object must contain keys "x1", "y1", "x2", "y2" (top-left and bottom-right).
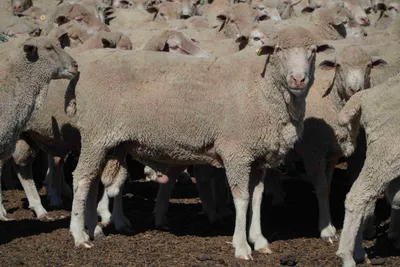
[
  {"x1": 224, "y1": 158, "x2": 252, "y2": 260},
  {"x1": 306, "y1": 159, "x2": 336, "y2": 239},
  {"x1": 13, "y1": 139, "x2": 49, "y2": 220},
  {"x1": 85, "y1": 175, "x2": 100, "y2": 240},
  {"x1": 194, "y1": 165, "x2": 219, "y2": 223},
  {"x1": 386, "y1": 177, "x2": 400, "y2": 249},
  {"x1": 70, "y1": 144, "x2": 105, "y2": 248},
  {"x1": 97, "y1": 188, "x2": 111, "y2": 227},
  {"x1": 249, "y1": 168, "x2": 272, "y2": 254},
  {"x1": 213, "y1": 170, "x2": 232, "y2": 220},
  {"x1": 336, "y1": 168, "x2": 389, "y2": 267},
  {"x1": 154, "y1": 168, "x2": 185, "y2": 229},
  {"x1": 0, "y1": 160, "x2": 10, "y2": 221},
  {"x1": 45, "y1": 155, "x2": 64, "y2": 207},
  {"x1": 111, "y1": 184, "x2": 132, "y2": 233}
]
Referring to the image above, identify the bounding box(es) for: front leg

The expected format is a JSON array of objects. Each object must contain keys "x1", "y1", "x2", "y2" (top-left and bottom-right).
[{"x1": 249, "y1": 167, "x2": 272, "y2": 254}]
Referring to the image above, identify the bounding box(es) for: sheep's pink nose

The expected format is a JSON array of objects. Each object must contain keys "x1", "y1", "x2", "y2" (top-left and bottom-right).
[
  {"x1": 290, "y1": 75, "x2": 306, "y2": 88},
  {"x1": 359, "y1": 17, "x2": 370, "y2": 25},
  {"x1": 13, "y1": 5, "x2": 22, "y2": 12}
]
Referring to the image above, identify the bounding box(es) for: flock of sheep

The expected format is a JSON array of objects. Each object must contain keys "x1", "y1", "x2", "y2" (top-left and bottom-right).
[{"x1": 0, "y1": 0, "x2": 400, "y2": 266}]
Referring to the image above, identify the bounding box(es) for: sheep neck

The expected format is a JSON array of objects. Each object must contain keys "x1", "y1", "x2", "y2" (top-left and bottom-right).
[{"x1": 265, "y1": 54, "x2": 308, "y2": 125}]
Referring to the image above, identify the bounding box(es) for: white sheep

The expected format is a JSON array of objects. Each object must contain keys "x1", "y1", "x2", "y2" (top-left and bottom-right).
[
  {"x1": 0, "y1": 36, "x2": 78, "y2": 219},
  {"x1": 336, "y1": 72, "x2": 400, "y2": 267}
]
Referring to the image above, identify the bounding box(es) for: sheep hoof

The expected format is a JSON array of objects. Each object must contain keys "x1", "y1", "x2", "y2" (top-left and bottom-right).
[
  {"x1": 234, "y1": 243, "x2": 253, "y2": 260},
  {"x1": 0, "y1": 215, "x2": 12, "y2": 221},
  {"x1": 76, "y1": 241, "x2": 94, "y2": 249},
  {"x1": 257, "y1": 246, "x2": 273, "y2": 254}
]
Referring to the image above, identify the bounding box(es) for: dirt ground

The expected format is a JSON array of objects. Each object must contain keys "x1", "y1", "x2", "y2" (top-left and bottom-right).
[{"x1": 1, "y1": 162, "x2": 400, "y2": 267}]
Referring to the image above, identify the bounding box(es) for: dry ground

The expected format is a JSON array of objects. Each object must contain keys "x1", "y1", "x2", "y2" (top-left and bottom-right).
[{"x1": 1, "y1": 162, "x2": 400, "y2": 267}]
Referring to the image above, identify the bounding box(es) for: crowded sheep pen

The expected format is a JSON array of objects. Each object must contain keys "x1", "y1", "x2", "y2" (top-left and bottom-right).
[{"x1": 0, "y1": 0, "x2": 400, "y2": 266}]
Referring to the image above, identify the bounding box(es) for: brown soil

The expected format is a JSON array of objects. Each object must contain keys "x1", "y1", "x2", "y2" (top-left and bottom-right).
[{"x1": 1, "y1": 166, "x2": 400, "y2": 267}]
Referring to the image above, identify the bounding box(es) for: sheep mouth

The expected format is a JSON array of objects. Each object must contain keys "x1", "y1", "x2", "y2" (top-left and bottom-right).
[{"x1": 288, "y1": 87, "x2": 305, "y2": 96}]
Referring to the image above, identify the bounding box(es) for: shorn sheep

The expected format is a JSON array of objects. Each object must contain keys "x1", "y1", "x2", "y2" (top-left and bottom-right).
[
  {"x1": 54, "y1": 26, "x2": 334, "y2": 260},
  {"x1": 0, "y1": 36, "x2": 78, "y2": 219}
]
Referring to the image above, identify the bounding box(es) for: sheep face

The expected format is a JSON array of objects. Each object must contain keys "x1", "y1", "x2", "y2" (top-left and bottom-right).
[
  {"x1": 258, "y1": 26, "x2": 335, "y2": 96},
  {"x1": 48, "y1": 22, "x2": 89, "y2": 49},
  {"x1": 55, "y1": 4, "x2": 111, "y2": 35},
  {"x1": 344, "y1": 0, "x2": 370, "y2": 25},
  {"x1": 217, "y1": 4, "x2": 258, "y2": 42},
  {"x1": 252, "y1": 0, "x2": 282, "y2": 21},
  {"x1": 176, "y1": 0, "x2": 199, "y2": 19},
  {"x1": 11, "y1": 0, "x2": 32, "y2": 15},
  {"x1": 345, "y1": 18, "x2": 368, "y2": 37},
  {"x1": 23, "y1": 37, "x2": 79, "y2": 80},
  {"x1": 278, "y1": 0, "x2": 302, "y2": 19},
  {"x1": 318, "y1": 46, "x2": 388, "y2": 99},
  {"x1": 248, "y1": 28, "x2": 270, "y2": 47},
  {"x1": 112, "y1": 0, "x2": 134, "y2": 8}
]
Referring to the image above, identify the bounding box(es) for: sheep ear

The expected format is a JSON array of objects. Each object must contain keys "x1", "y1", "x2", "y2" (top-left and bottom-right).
[
  {"x1": 191, "y1": 38, "x2": 199, "y2": 45},
  {"x1": 146, "y1": 5, "x2": 159, "y2": 14},
  {"x1": 371, "y1": 57, "x2": 389, "y2": 69},
  {"x1": 315, "y1": 43, "x2": 335, "y2": 54},
  {"x1": 216, "y1": 12, "x2": 228, "y2": 22},
  {"x1": 318, "y1": 60, "x2": 336, "y2": 70},
  {"x1": 290, "y1": 0, "x2": 302, "y2": 6},
  {"x1": 256, "y1": 44, "x2": 276, "y2": 56},
  {"x1": 23, "y1": 43, "x2": 39, "y2": 62},
  {"x1": 56, "y1": 15, "x2": 69, "y2": 25},
  {"x1": 301, "y1": 6, "x2": 315, "y2": 13},
  {"x1": 59, "y1": 33, "x2": 70, "y2": 49},
  {"x1": 101, "y1": 38, "x2": 113, "y2": 48}
]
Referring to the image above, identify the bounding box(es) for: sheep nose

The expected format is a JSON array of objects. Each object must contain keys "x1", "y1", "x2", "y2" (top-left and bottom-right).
[
  {"x1": 360, "y1": 17, "x2": 370, "y2": 25},
  {"x1": 235, "y1": 34, "x2": 246, "y2": 43},
  {"x1": 290, "y1": 74, "x2": 306, "y2": 88},
  {"x1": 181, "y1": 14, "x2": 190, "y2": 19},
  {"x1": 13, "y1": 5, "x2": 21, "y2": 12}
]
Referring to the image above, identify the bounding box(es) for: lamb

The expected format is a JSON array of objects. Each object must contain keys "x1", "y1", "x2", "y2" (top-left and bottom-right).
[
  {"x1": 335, "y1": 72, "x2": 400, "y2": 267},
  {"x1": 142, "y1": 30, "x2": 209, "y2": 57},
  {"x1": 52, "y1": 26, "x2": 334, "y2": 259}
]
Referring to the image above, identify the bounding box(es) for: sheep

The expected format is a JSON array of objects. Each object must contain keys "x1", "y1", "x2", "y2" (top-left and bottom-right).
[
  {"x1": 197, "y1": 0, "x2": 230, "y2": 27},
  {"x1": 1, "y1": 16, "x2": 42, "y2": 39},
  {"x1": 0, "y1": 36, "x2": 78, "y2": 161},
  {"x1": 0, "y1": 36, "x2": 78, "y2": 218},
  {"x1": 283, "y1": 45, "x2": 388, "y2": 240},
  {"x1": 0, "y1": 31, "x2": 133, "y2": 220},
  {"x1": 66, "y1": 30, "x2": 133, "y2": 53},
  {"x1": 335, "y1": 72, "x2": 400, "y2": 267},
  {"x1": 142, "y1": 30, "x2": 209, "y2": 57},
  {"x1": 251, "y1": 0, "x2": 284, "y2": 21},
  {"x1": 374, "y1": 0, "x2": 399, "y2": 29},
  {"x1": 41, "y1": 2, "x2": 111, "y2": 36},
  {"x1": 48, "y1": 21, "x2": 91, "y2": 48},
  {"x1": 146, "y1": 0, "x2": 199, "y2": 21},
  {"x1": 54, "y1": 26, "x2": 334, "y2": 259},
  {"x1": 11, "y1": 0, "x2": 33, "y2": 15}
]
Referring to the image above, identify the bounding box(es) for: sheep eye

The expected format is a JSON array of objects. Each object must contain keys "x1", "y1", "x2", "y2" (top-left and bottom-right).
[
  {"x1": 253, "y1": 37, "x2": 260, "y2": 41},
  {"x1": 46, "y1": 45, "x2": 53, "y2": 50},
  {"x1": 230, "y1": 19, "x2": 235, "y2": 23}
]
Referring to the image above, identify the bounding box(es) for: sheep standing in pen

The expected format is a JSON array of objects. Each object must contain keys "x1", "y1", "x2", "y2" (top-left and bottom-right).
[
  {"x1": 336, "y1": 73, "x2": 400, "y2": 267},
  {"x1": 57, "y1": 26, "x2": 334, "y2": 259},
  {"x1": 286, "y1": 45, "x2": 388, "y2": 240},
  {"x1": 0, "y1": 36, "x2": 78, "y2": 219}
]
